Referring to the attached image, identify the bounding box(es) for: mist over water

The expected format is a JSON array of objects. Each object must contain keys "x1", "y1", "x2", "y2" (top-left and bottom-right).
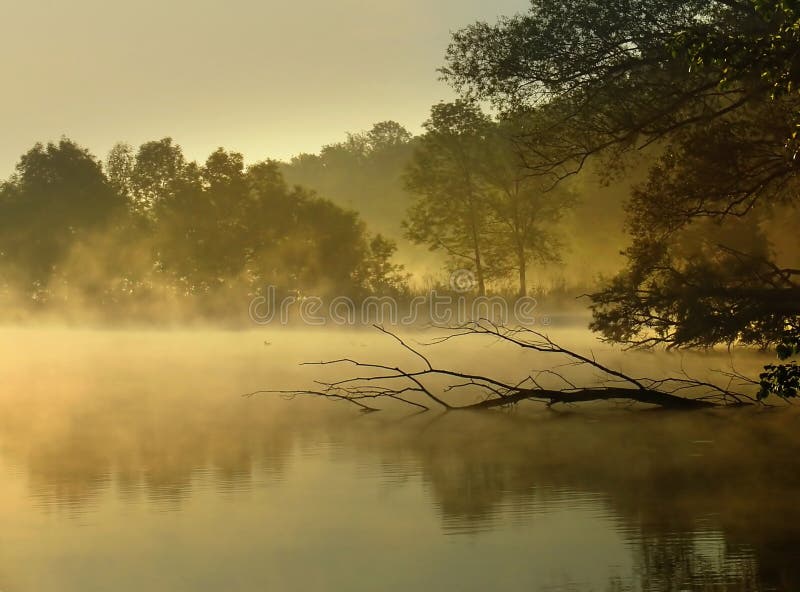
[
  {"x1": 3, "y1": 0, "x2": 800, "y2": 589},
  {"x1": 0, "y1": 327, "x2": 794, "y2": 592}
]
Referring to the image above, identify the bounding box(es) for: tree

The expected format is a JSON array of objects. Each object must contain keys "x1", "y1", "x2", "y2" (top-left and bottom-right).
[
  {"x1": 130, "y1": 138, "x2": 201, "y2": 214},
  {"x1": 674, "y1": 0, "x2": 800, "y2": 160},
  {"x1": 281, "y1": 121, "x2": 417, "y2": 241},
  {"x1": 442, "y1": 0, "x2": 800, "y2": 395},
  {"x1": 245, "y1": 160, "x2": 405, "y2": 298},
  {"x1": 404, "y1": 101, "x2": 500, "y2": 296},
  {"x1": 441, "y1": 0, "x2": 799, "y2": 228},
  {"x1": 404, "y1": 103, "x2": 573, "y2": 296},
  {"x1": 364, "y1": 120, "x2": 413, "y2": 152},
  {"x1": 0, "y1": 135, "x2": 408, "y2": 318},
  {"x1": 443, "y1": 0, "x2": 799, "y2": 238},
  {"x1": 479, "y1": 120, "x2": 575, "y2": 296},
  {"x1": 105, "y1": 142, "x2": 135, "y2": 204},
  {"x1": 153, "y1": 148, "x2": 251, "y2": 290},
  {"x1": 355, "y1": 234, "x2": 409, "y2": 297},
  {"x1": 589, "y1": 103, "x2": 800, "y2": 348},
  {"x1": 0, "y1": 139, "x2": 123, "y2": 293},
  {"x1": 675, "y1": 0, "x2": 800, "y2": 102},
  {"x1": 442, "y1": 0, "x2": 793, "y2": 178},
  {"x1": 589, "y1": 215, "x2": 798, "y2": 348}
]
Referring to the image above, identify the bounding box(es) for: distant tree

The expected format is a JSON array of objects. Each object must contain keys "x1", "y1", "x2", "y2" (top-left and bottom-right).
[
  {"x1": 152, "y1": 148, "x2": 250, "y2": 290},
  {"x1": 0, "y1": 139, "x2": 123, "y2": 293},
  {"x1": 356, "y1": 234, "x2": 409, "y2": 296},
  {"x1": 281, "y1": 122, "x2": 417, "y2": 240},
  {"x1": 0, "y1": 137, "x2": 408, "y2": 317},
  {"x1": 297, "y1": 197, "x2": 371, "y2": 294},
  {"x1": 130, "y1": 138, "x2": 201, "y2": 213},
  {"x1": 404, "y1": 101, "x2": 499, "y2": 296},
  {"x1": 150, "y1": 148, "x2": 378, "y2": 297},
  {"x1": 245, "y1": 159, "x2": 403, "y2": 298},
  {"x1": 479, "y1": 121, "x2": 575, "y2": 296},
  {"x1": 202, "y1": 147, "x2": 247, "y2": 192},
  {"x1": 364, "y1": 120, "x2": 413, "y2": 151},
  {"x1": 105, "y1": 142, "x2": 136, "y2": 205},
  {"x1": 199, "y1": 148, "x2": 250, "y2": 280},
  {"x1": 404, "y1": 103, "x2": 574, "y2": 296}
]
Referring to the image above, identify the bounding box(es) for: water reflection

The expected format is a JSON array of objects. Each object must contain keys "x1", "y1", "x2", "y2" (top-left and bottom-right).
[
  {"x1": 0, "y1": 329, "x2": 798, "y2": 591},
  {"x1": 354, "y1": 410, "x2": 800, "y2": 591}
]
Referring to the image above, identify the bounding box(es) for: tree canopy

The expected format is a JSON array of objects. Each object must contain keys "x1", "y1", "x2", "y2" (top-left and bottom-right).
[
  {"x1": 0, "y1": 137, "x2": 407, "y2": 319},
  {"x1": 0, "y1": 139, "x2": 123, "y2": 292},
  {"x1": 404, "y1": 101, "x2": 573, "y2": 296},
  {"x1": 443, "y1": 0, "x2": 800, "y2": 397}
]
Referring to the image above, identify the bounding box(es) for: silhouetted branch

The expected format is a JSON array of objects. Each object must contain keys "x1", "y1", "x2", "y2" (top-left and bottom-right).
[{"x1": 251, "y1": 322, "x2": 763, "y2": 412}]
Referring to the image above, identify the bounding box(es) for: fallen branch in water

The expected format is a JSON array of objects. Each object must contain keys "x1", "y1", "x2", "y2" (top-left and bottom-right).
[{"x1": 246, "y1": 321, "x2": 762, "y2": 412}]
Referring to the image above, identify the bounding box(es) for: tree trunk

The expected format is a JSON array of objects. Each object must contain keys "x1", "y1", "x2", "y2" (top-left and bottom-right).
[
  {"x1": 474, "y1": 245, "x2": 486, "y2": 297},
  {"x1": 469, "y1": 212, "x2": 486, "y2": 297},
  {"x1": 517, "y1": 244, "x2": 527, "y2": 298}
]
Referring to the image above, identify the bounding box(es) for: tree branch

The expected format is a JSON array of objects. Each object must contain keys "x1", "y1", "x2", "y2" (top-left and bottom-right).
[{"x1": 252, "y1": 322, "x2": 761, "y2": 413}]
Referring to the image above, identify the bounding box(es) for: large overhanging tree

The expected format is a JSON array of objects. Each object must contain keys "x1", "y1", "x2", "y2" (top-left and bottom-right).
[
  {"x1": 442, "y1": 0, "x2": 798, "y2": 177},
  {"x1": 441, "y1": 0, "x2": 800, "y2": 398}
]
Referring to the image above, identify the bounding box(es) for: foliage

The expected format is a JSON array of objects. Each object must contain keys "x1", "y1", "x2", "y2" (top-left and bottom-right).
[
  {"x1": 0, "y1": 139, "x2": 123, "y2": 291},
  {"x1": 443, "y1": 0, "x2": 800, "y2": 396},
  {"x1": 281, "y1": 121, "x2": 417, "y2": 239},
  {"x1": 759, "y1": 324, "x2": 800, "y2": 398},
  {"x1": 480, "y1": 116, "x2": 576, "y2": 295},
  {"x1": 282, "y1": 115, "x2": 622, "y2": 297},
  {"x1": 674, "y1": 0, "x2": 800, "y2": 99},
  {"x1": 404, "y1": 101, "x2": 573, "y2": 296},
  {"x1": 589, "y1": 217, "x2": 798, "y2": 348},
  {"x1": 589, "y1": 103, "x2": 800, "y2": 348},
  {"x1": 355, "y1": 234, "x2": 410, "y2": 297},
  {"x1": 673, "y1": 0, "x2": 800, "y2": 158},
  {"x1": 403, "y1": 101, "x2": 498, "y2": 295},
  {"x1": 0, "y1": 137, "x2": 408, "y2": 318}
]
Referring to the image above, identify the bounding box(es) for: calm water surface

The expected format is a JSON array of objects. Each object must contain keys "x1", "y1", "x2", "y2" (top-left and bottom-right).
[{"x1": 0, "y1": 327, "x2": 798, "y2": 591}]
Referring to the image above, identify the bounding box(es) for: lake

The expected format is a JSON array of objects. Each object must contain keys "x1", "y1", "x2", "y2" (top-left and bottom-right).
[{"x1": 0, "y1": 327, "x2": 797, "y2": 591}]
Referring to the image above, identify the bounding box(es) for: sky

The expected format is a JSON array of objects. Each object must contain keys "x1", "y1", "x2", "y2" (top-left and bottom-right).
[{"x1": 0, "y1": 0, "x2": 530, "y2": 176}]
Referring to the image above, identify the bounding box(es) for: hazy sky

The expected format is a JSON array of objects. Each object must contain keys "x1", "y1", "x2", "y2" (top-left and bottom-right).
[{"x1": 1, "y1": 0, "x2": 529, "y2": 176}]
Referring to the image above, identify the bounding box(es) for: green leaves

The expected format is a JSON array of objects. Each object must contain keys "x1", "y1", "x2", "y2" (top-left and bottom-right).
[
  {"x1": 759, "y1": 362, "x2": 800, "y2": 399},
  {"x1": 776, "y1": 327, "x2": 800, "y2": 360},
  {"x1": 676, "y1": 0, "x2": 800, "y2": 102},
  {"x1": 757, "y1": 326, "x2": 800, "y2": 399}
]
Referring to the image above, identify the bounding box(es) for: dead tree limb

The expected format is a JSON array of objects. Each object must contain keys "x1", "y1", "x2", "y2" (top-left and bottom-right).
[{"x1": 247, "y1": 321, "x2": 761, "y2": 412}]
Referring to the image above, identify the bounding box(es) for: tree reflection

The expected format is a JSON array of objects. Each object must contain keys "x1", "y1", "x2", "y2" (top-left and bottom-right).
[
  {"x1": 337, "y1": 410, "x2": 800, "y2": 590},
  {"x1": 2, "y1": 383, "x2": 799, "y2": 590}
]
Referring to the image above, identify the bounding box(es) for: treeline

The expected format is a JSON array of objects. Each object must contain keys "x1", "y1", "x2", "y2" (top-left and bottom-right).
[
  {"x1": 0, "y1": 138, "x2": 407, "y2": 321},
  {"x1": 283, "y1": 113, "x2": 631, "y2": 298},
  {"x1": 281, "y1": 121, "x2": 416, "y2": 239},
  {"x1": 0, "y1": 112, "x2": 630, "y2": 323},
  {"x1": 6, "y1": 98, "x2": 788, "y2": 325}
]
